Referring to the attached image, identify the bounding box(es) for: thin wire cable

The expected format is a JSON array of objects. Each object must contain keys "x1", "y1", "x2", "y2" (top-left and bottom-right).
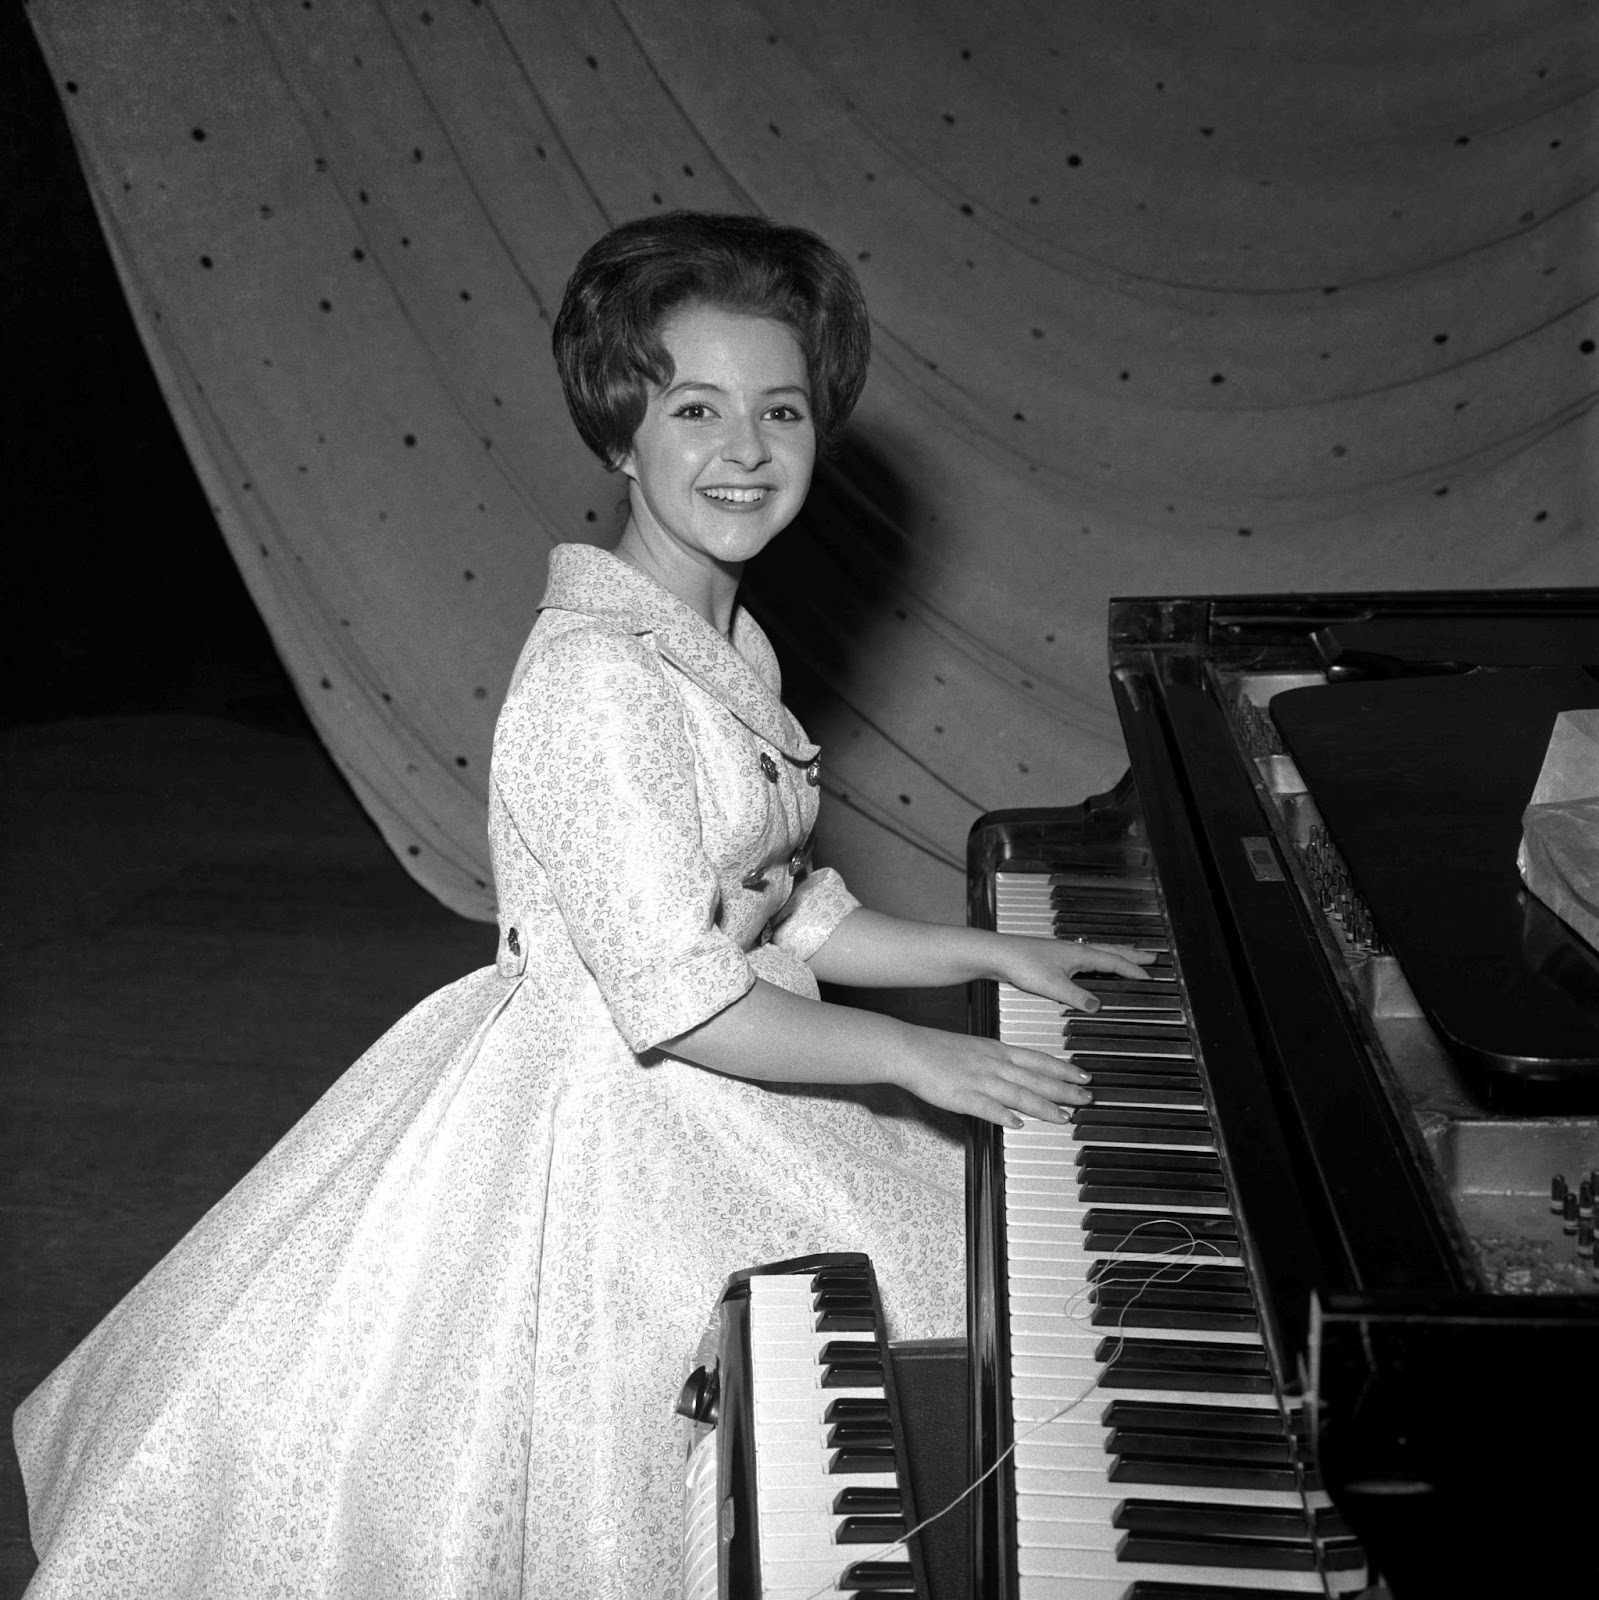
[{"x1": 797, "y1": 1215, "x2": 1232, "y2": 1600}]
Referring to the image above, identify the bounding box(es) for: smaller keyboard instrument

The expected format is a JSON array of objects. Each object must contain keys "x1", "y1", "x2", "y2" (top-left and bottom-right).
[{"x1": 679, "y1": 1253, "x2": 930, "y2": 1599}]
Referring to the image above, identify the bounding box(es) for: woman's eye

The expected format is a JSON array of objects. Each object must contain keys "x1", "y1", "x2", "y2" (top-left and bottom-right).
[
  {"x1": 765, "y1": 404, "x2": 806, "y2": 422},
  {"x1": 672, "y1": 403, "x2": 711, "y2": 421}
]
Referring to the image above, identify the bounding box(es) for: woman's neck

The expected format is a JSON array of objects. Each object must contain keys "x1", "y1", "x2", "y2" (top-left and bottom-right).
[{"x1": 613, "y1": 519, "x2": 742, "y2": 637}]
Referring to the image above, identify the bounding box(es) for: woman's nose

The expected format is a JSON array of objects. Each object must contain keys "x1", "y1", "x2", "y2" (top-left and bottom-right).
[{"x1": 719, "y1": 413, "x2": 771, "y2": 469}]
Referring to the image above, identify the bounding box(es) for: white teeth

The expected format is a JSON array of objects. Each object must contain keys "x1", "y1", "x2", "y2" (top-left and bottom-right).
[{"x1": 701, "y1": 487, "x2": 767, "y2": 503}]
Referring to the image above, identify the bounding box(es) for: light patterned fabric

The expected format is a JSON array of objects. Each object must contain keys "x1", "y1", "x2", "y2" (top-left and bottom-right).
[
  {"x1": 13, "y1": 545, "x2": 965, "y2": 1599},
  {"x1": 27, "y1": 2, "x2": 1597, "y2": 934}
]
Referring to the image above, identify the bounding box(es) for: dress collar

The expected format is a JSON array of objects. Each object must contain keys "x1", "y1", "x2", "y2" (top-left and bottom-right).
[{"x1": 538, "y1": 544, "x2": 818, "y2": 762}]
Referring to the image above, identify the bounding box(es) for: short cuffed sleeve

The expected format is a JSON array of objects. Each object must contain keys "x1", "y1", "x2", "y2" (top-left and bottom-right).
[
  {"x1": 769, "y1": 867, "x2": 860, "y2": 964},
  {"x1": 492, "y1": 623, "x2": 754, "y2": 1052}
]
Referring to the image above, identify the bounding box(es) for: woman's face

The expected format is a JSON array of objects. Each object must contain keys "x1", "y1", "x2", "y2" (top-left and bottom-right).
[{"x1": 619, "y1": 302, "x2": 816, "y2": 573}]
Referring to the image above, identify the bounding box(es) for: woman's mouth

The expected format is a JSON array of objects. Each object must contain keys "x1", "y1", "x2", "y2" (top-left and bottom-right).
[{"x1": 699, "y1": 486, "x2": 769, "y2": 505}]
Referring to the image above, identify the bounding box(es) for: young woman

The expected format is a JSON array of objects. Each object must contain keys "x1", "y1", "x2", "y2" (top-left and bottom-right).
[{"x1": 14, "y1": 211, "x2": 1146, "y2": 1597}]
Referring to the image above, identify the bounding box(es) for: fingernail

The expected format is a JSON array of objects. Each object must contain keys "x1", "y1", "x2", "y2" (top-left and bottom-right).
[{"x1": 1010, "y1": 1115, "x2": 1025, "y2": 1130}]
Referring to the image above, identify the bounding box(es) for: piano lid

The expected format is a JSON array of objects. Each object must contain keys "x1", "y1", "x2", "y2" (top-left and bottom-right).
[{"x1": 1271, "y1": 664, "x2": 1599, "y2": 1098}]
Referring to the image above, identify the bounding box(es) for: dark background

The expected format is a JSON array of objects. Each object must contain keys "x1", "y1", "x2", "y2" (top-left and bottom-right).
[{"x1": 3, "y1": 1, "x2": 302, "y2": 734}]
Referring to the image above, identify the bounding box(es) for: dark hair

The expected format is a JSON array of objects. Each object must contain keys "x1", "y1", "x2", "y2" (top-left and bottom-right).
[{"x1": 552, "y1": 211, "x2": 870, "y2": 467}]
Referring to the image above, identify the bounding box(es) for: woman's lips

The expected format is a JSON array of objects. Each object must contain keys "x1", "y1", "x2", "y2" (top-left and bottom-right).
[{"x1": 698, "y1": 486, "x2": 770, "y2": 505}]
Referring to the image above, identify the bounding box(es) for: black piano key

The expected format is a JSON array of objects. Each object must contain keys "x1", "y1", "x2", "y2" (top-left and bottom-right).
[
  {"x1": 1116, "y1": 1533, "x2": 1318, "y2": 1572},
  {"x1": 829, "y1": 1444, "x2": 898, "y2": 1473},
  {"x1": 1069, "y1": 1038, "x2": 1194, "y2": 1061},
  {"x1": 836, "y1": 1514, "x2": 908, "y2": 1543},
  {"x1": 1078, "y1": 1091, "x2": 1207, "y2": 1116},
  {"x1": 1100, "y1": 1365, "x2": 1273, "y2": 1395},
  {"x1": 832, "y1": 1485, "x2": 902, "y2": 1513},
  {"x1": 824, "y1": 1397, "x2": 890, "y2": 1424},
  {"x1": 810, "y1": 1276, "x2": 872, "y2": 1303},
  {"x1": 1067, "y1": 1021, "x2": 1191, "y2": 1044},
  {"x1": 827, "y1": 1422, "x2": 896, "y2": 1450},
  {"x1": 813, "y1": 1291, "x2": 875, "y2": 1312},
  {"x1": 1078, "y1": 977, "x2": 1182, "y2": 995},
  {"x1": 1109, "y1": 1455, "x2": 1297, "y2": 1487},
  {"x1": 818, "y1": 1340, "x2": 881, "y2": 1366},
  {"x1": 1079, "y1": 1185, "x2": 1226, "y2": 1207},
  {"x1": 1075, "y1": 1107, "x2": 1213, "y2": 1133},
  {"x1": 1078, "y1": 1148, "x2": 1221, "y2": 1175},
  {"x1": 1090, "y1": 1002, "x2": 1186, "y2": 1020},
  {"x1": 1076, "y1": 1156, "x2": 1225, "y2": 1183},
  {"x1": 1086, "y1": 1232, "x2": 1241, "y2": 1256},
  {"x1": 1078, "y1": 1169, "x2": 1225, "y2": 1194},
  {"x1": 1075, "y1": 1072, "x2": 1204, "y2": 1095},
  {"x1": 1122, "y1": 1585, "x2": 1324, "y2": 1600},
  {"x1": 1048, "y1": 879, "x2": 1161, "y2": 900},
  {"x1": 1314, "y1": 1504, "x2": 1355, "y2": 1540},
  {"x1": 1081, "y1": 1209, "x2": 1238, "y2": 1243},
  {"x1": 1087, "y1": 1260, "x2": 1246, "y2": 1292},
  {"x1": 1053, "y1": 917, "x2": 1168, "y2": 939},
  {"x1": 1092, "y1": 1303, "x2": 1260, "y2": 1333},
  {"x1": 1094, "y1": 1337, "x2": 1267, "y2": 1373},
  {"x1": 1107, "y1": 1430, "x2": 1293, "y2": 1466},
  {"x1": 1114, "y1": 1499, "x2": 1313, "y2": 1541},
  {"x1": 1068, "y1": 1055, "x2": 1200, "y2": 1080},
  {"x1": 837, "y1": 1557, "x2": 917, "y2": 1593},
  {"x1": 822, "y1": 1370, "x2": 884, "y2": 1389},
  {"x1": 1318, "y1": 1539, "x2": 1370, "y2": 1571},
  {"x1": 1091, "y1": 1284, "x2": 1257, "y2": 1314},
  {"x1": 816, "y1": 1311, "x2": 877, "y2": 1331},
  {"x1": 1099, "y1": 1400, "x2": 1287, "y2": 1438}
]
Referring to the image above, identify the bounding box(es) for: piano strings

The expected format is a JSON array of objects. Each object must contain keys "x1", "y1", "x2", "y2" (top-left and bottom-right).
[{"x1": 789, "y1": 1218, "x2": 1228, "y2": 1600}]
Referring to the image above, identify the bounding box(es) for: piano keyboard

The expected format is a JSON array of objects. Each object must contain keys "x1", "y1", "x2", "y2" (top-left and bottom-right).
[
  {"x1": 989, "y1": 868, "x2": 1366, "y2": 1599},
  {"x1": 679, "y1": 1255, "x2": 928, "y2": 1599}
]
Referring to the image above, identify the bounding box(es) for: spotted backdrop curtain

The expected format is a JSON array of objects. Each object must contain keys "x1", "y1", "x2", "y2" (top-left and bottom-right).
[{"x1": 28, "y1": 0, "x2": 1599, "y2": 924}]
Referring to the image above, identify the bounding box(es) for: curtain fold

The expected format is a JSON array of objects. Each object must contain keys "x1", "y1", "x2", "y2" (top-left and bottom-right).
[{"x1": 30, "y1": 0, "x2": 1598, "y2": 923}]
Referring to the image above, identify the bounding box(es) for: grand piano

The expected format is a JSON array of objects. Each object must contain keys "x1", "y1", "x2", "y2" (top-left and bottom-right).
[{"x1": 966, "y1": 588, "x2": 1599, "y2": 1599}]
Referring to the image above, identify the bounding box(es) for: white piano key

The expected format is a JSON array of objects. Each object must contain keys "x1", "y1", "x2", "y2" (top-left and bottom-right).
[{"x1": 1015, "y1": 1479, "x2": 1306, "y2": 1513}]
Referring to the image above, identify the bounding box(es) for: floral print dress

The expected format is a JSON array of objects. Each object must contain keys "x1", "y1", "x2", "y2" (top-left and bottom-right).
[{"x1": 13, "y1": 543, "x2": 965, "y2": 1599}]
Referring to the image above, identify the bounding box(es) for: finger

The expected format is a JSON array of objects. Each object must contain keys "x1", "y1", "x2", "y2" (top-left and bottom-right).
[
  {"x1": 1008, "y1": 1074, "x2": 1092, "y2": 1111},
  {"x1": 1004, "y1": 1045, "x2": 1092, "y2": 1085},
  {"x1": 996, "y1": 1060, "x2": 1094, "y2": 1111},
  {"x1": 1069, "y1": 944, "x2": 1159, "y2": 980}
]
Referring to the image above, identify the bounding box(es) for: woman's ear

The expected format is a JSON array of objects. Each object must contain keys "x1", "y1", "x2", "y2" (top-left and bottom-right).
[{"x1": 616, "y1": 448, "x2": 639, "y2": 483}]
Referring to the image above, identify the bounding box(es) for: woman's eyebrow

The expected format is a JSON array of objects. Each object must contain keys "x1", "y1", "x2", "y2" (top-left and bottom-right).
[{"x1": 662, "y1": 379, "x2": 811, "y2": 398}]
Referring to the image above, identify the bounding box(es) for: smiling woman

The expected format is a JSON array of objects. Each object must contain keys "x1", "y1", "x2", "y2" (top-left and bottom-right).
[
  {"x1": 13, "y1": 211, "x2": 1149, "y2": 1598},
  {"x1": 616, "y1": 305, "x2": 816, "y2": 630}
]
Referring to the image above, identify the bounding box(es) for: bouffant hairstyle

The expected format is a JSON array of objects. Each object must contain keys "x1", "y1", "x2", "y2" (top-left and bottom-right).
[{"x1": 552, "y1": 211, "x2": 870, "y2": 468}]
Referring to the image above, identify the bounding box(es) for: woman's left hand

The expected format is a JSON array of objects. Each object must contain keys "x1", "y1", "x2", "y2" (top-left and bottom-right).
[{"x1": 995, "y1": 935, "x2": 1157, "y2": 1013}]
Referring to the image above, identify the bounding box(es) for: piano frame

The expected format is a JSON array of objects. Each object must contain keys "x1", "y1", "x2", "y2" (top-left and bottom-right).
[{"x1": 966, "y1": 587, "x2": 1599, "y2": 1599}]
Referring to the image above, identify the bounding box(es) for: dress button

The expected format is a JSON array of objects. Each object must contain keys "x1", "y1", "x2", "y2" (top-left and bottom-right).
[
  {"x1": 759, "y1": 752, "x2": 779, "y2": 782},
  {"x1": 506, "y1": 927, "x2": 520, "y2": 956},
  {"x1": 805, "y1": 759, "x2": 821, "y2": 787}
]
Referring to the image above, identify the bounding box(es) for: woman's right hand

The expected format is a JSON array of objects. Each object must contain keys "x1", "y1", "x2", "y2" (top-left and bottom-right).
[{"x1": 891, "y1": 1025, "x2": 1091, "y2": 1129}]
